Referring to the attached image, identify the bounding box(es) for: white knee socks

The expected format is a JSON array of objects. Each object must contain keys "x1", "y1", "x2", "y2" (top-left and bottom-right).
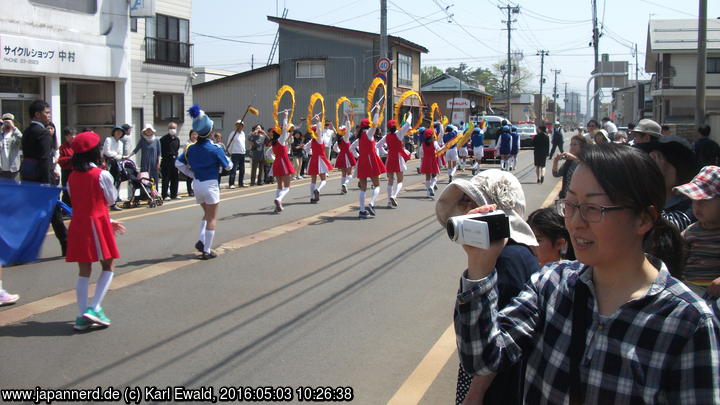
[
  {"x1": 76, "y1": 276, "x2": 90, "y2": 316},
  {"x1": 309, "y1": 183, "x2": 316, "y2": 197},
  {"x1": 278, "y1": 187, "x2": 289, "y2": 201},
  {"x1": 394, "y1": 182, "x2": 403, "y2": 197},
  {"x1": 204, "y1": 230, "x2": 215, "y2": 253},
  {"x1": 387, "y1": 185, "x2": 393, "y2": 200},
  {"x1": 198, "y1": 220, "x2": 207, "y2": 242},
  {"x1": 359, "y1": 190, "x2": 366, "y2": 211},
  {"x1": 317, "y1": 180, "x2": 326, "y2": 192},
  {"x1": 92, "y1": 271, "x2": 113, "y2": 311},
  {"x1": 371, "y1": 186, "x2": 380, "y2": 205},
  {"x1": 431, "y1": 176, "x2": 437, "y2": 188}
]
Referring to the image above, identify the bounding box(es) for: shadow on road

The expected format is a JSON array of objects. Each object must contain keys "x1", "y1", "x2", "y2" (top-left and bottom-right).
[
  {"x1": 58, "y1": 213, "x2": 441, "y2": 389},
  {"x1": 0, "y1": 321, "x2": 82, "y2": 337},
  {"x1": 115, "y1": 253, "x2": 197, "y2": 269}
]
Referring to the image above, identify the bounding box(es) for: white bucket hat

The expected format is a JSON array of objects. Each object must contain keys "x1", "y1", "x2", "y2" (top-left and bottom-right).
[{"x1": 435, "y1": 169, "x2": 538, "y2": 247}]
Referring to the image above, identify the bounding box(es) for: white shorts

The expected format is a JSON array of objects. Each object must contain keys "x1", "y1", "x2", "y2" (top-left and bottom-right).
[
  {"x1": 473, "y1": 147, "x2": 484, "y2": 159},
  {"x1": 193, "y1": 179, "x2": 220, "y2": 205},
  {"x1": 458, "y1": 147, "x2": 469, "y2": 158},
  {"x1": 445, "y1": 148, "x2": 459, "y2": 162}
]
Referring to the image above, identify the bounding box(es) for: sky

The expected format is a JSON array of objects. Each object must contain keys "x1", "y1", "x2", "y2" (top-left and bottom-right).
[{"x1": 191, "y1": 0, "x2": 720, "y2": 111}]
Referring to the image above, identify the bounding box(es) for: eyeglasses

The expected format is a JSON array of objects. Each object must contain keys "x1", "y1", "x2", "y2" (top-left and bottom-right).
[{"x1": 555, "y1": 199, "x2": 633, "y2": 223}]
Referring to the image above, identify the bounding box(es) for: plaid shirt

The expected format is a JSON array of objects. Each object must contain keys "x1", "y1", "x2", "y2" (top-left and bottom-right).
[{"x1": 455, "y1": 259, "x2": 720, "y2": 405}]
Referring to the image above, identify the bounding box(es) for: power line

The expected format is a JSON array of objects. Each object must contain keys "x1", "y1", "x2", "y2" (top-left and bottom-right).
[
  {"x1": 192, "y1": 32, "x2": 273, "y2": 45},
  {"x1": 638, "y1": 0, "x2": 696, "y2": 17},
  {"x1": 387, "y1": 0, "x2": 474, "y2": 58}
]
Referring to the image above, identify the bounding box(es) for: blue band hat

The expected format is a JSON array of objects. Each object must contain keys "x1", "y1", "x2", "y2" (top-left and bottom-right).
[{"x1": 187, "y1": 104, "x2": 213, "y2": 137}]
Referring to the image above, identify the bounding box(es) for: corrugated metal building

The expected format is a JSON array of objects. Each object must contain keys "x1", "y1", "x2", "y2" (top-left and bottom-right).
[{"x1": 193, "y1": 65, "x2": 279, "y2": 133}]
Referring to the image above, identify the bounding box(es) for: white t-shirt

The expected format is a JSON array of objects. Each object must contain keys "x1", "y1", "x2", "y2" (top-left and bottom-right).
[
  {"x1": 227, "y1": 130, "x2": 246, "y2": 154},
  {"x1": 603, "y1": 121, "x2": 618, "y2": 134}
]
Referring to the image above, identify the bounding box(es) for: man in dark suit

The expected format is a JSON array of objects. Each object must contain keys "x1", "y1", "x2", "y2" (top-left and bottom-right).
[{"x1": 20, "y1": 99, "x2": 67, "y2": 256}]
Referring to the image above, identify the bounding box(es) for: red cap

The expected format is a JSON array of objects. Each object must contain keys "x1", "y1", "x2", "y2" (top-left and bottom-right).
[
  {"x1": 360, "y1": 118, "x2": 371, "y2": 128},
  {"x1": 387, "y1": 120, "x2": 397, "y2": 129},
  {"x1": 424, "y1": 128, "x2": 435, "y2": 138},
  {"x1": 71, "y1": 131, "x2": 101, "y2": 153}
]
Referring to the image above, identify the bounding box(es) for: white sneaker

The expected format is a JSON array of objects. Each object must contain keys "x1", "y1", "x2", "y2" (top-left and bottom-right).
[{"x1": 0, "y1": 289, "x2": 19, "y2": 306}]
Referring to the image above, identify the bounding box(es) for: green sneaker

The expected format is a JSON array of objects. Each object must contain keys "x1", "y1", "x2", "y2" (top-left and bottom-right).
[
  {"x1": 73, "y1": 316, "x2": 92, "y2": 331},
  {"x1": 83, "y1": 307, "x2": 111, "y2": 327}
]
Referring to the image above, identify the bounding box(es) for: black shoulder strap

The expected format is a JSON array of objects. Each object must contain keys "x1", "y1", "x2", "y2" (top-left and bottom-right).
[{"x1": 569, "y1": 280, "x2": 590, "y2": 405}]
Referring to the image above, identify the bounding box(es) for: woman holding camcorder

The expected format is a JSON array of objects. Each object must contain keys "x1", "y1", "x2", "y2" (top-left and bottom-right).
[{"x1": 445, "y1": 143, "x2": 719, "y2": 404}]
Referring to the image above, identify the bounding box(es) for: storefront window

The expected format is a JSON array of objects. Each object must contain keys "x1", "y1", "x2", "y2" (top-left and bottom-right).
[{"x1": 0, "y1": 76, "x2": 41, "y2": 94}]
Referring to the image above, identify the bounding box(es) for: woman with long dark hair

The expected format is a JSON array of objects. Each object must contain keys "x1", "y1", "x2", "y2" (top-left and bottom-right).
[
  {"x1": 454, "y1": 143, "x2": 719, "y2": 404},
  {"x1": 552, "y1": 134, "x2": 588, "y2": 199}
]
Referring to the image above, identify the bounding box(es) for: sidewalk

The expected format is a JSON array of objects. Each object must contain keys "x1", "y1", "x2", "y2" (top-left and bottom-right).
[{"x1": 118, "y1": 159, "x2": 255, "y2": 200}]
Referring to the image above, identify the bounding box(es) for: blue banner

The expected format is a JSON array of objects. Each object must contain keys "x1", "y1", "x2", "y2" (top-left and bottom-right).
[{"x1": 0, "y1": 180, "x2": 61, "y2": 265}]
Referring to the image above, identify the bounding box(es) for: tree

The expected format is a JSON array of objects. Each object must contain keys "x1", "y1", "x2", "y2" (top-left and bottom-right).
[
  {"x1": 445, "y1": 63, "x2": 503, "y2": 96},
  {"x1": 421, "y1": 65, "x2": 444, "y2": 85},
  {"x1": 492, "y1": 60, "x2": 533, "y2": 95}
]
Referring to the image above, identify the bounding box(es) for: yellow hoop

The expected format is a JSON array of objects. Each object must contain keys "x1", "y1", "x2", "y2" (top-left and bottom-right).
[
  {"x1": 335, "y1": 97, "x2": 353, "y2": 136},
  {"x1": 393, "y1": 90, "x2": 423, "y2": 134},
  {"x1": 436, "y1": 121, "x2": 475, "y2": 157},
  {"x1": 307, "y1": 92, "x2": 325, "y2": 140},
  {"x1": 272, "y1": 85, "x2": 295, "y2": 133},
  {"x1": 429, "y1": 103, "x2": 442, "y2": 139},
  {"x1": 365, "y1": 77, "x2": 386, "y2": 127}
]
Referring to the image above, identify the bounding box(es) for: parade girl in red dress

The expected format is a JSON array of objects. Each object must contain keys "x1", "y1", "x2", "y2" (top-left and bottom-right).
[
  {"x1": 419, "y1": 128, "x2": 441, "y2": 198},
  {"x1": 378, "y1": 115, "x2": 412, "y2": 208},
  {"x1": 333, "y1": 115, "x2": 356, "y2": 194},
  {"x1": 304, "y1": 122, "x2": 334, "y2": 203},
  {"x1": 270, "y1": 112, "x2": 295, "y2": 213},
  {"x1": 356, "y1": 112, "x2": 386, "y2": 219},
  {"x1": 65, "y1": 131, "x2": 125, "y2": 331}
]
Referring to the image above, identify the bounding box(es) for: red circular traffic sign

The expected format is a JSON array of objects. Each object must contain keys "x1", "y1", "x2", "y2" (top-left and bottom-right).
[{"x1": 376, "y1": 57, "x2": 391, "y2": 73}]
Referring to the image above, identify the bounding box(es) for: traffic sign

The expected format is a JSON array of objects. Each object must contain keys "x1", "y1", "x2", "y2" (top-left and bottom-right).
[
  {"x1": 375, "y1": 73, "x2": 386, "y2": 82},
  {"x1": 376, "y1": 57, "x2": 391, "y2": 73}
]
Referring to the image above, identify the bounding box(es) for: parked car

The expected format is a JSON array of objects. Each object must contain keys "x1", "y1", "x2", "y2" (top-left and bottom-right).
[{"x1": 516, "y1": 121, "x2": 537, "y2": 148}]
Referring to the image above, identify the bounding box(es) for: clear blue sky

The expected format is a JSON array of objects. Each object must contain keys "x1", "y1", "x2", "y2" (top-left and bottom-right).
[{"x1": 192, "y1": 0, "x2": 720, "y2": 108}]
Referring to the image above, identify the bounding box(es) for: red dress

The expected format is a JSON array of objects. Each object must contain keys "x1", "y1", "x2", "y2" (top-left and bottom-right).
[
  {"x1": 271, "y1": 137, "x2": 295, "y2": 176},
  {"x1": 335, "y1": 139, "x2": 356, "y2": 169},
  {"x1": 420, "y1": 142, "x2": 440, "y2": 175},
  {"x1": 357, "y1": 131, "x2": 386, "y2": 178},
  {"x1": 385, "y1": 132, "x2": 411, "y2": 173},
  {"x1": 66, "y1": 167, "x2": 119, "y2": 262},
  {"x1": 307, "y1": 138, "x2": 334, "y2": 175}
]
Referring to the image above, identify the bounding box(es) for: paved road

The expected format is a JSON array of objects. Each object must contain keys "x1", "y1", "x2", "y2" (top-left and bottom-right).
[{"x1": 0, "y1": 148, "x2": 560, "y2": 404}]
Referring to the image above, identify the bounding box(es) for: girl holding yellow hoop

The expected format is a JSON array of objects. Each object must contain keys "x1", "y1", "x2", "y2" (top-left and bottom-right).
[
  {"x1": 270, "y1": 111, "x2": 295, "y2": 213},
  {"x1": 304, "y1": 121, "x2": 334, "y2": 203},
  {"x1": 356, "y1": 110, "x2": 386, "y2": 219},
  {"x1": 377, "y1": 115, "x2": 412, "y2": 208},
  {"x1": 333, "y1": 113, "x2": 356, "y2": 194}
]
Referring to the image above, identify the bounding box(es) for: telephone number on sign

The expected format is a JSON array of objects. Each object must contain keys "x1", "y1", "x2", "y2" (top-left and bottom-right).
[{"x1": 217, "y1": 386, "x2": 354, "y2": 402}]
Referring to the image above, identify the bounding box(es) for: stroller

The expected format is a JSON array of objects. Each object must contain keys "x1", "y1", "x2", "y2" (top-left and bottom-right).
[{"x1": 118, "y1": 159, "x2": 164, "y2": 208}]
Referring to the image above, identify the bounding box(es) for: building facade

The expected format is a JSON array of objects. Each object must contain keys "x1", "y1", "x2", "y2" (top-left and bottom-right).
[
  {"x1": 130, "y1": 0, "x2": 193, "y2": 142},
  {"x1": 192, "y1": 65, "x2": 280, "y2": 134},
  {"x1": 268, "y1": 17, "x2": 427, "y2": 128},
  {"x1": 645, "y1": 19, "x2": 720, "y2": 124},
  {"x1": 421, "y1": 74, "x2": 491, "y2": 125},
  {"x1": 0, "y1": 0, "x2": 131, "y2": 139}
]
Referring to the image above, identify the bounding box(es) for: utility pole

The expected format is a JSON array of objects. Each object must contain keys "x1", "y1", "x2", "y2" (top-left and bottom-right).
[
  {"x1": 380, "y1": 0, "x2": 388, "y2": 129},
  {"x1": 634, "y1": 43, "x2": 641, "y2": 124},
  {"x1": 696, "y1": 0, "x2": 707, "y2": 127},
  {"x1": 251, "y1": 54, "x2": 254, "y2": 70},
  {"x1": 551, "y1": 69, "x2": 561, "y2": 124},
  {"x1": 499, "y1": 4, "x2": 520, "y2": 121},
  {"x1": 537, "y1": 50, "x2": 549, "y2": 124},
  {"x1": 563, "y1": 82, "x2": 568, "y2": 124},
  {"x1": 591, "y1": 0, "x2": 600, "y2": 120}
]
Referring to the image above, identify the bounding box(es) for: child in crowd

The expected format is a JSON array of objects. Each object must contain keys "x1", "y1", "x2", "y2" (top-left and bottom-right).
[
  {"x1": 498, "y1": 125, "x2": 512, "y2": 171},
  {"x1": 526, "y1": 206, "x2": 575, "y2": 266},
  {"x1": 674, "y1": 165, "x2": 720, "y2": 299},
  {"x1": 65, "y1": 131, "x2": 126, "y2": 330}
]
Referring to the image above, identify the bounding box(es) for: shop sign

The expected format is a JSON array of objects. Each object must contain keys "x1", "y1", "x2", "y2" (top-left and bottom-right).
[
  {"x1": 447, "y1": 97, "x2": 470, "y2": 109},
  {"x1": 0, "y1": 34, "x2": 127, "y2": 79}
]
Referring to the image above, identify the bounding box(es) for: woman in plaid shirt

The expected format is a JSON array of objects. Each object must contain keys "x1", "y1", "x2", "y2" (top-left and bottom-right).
[{"x1": 455, "y1": 143, "x2": 719, "y2": 404}]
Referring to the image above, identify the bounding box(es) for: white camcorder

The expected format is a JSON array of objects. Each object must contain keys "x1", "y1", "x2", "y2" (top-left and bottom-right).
[{"x1": 446, "y1": 211, "x2": 510, "y2": 249}]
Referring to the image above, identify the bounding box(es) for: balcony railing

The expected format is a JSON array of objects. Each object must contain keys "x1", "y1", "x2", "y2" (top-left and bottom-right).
[{"x1": 145, "y1": 37, "x2": 193, "y2": 67}]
